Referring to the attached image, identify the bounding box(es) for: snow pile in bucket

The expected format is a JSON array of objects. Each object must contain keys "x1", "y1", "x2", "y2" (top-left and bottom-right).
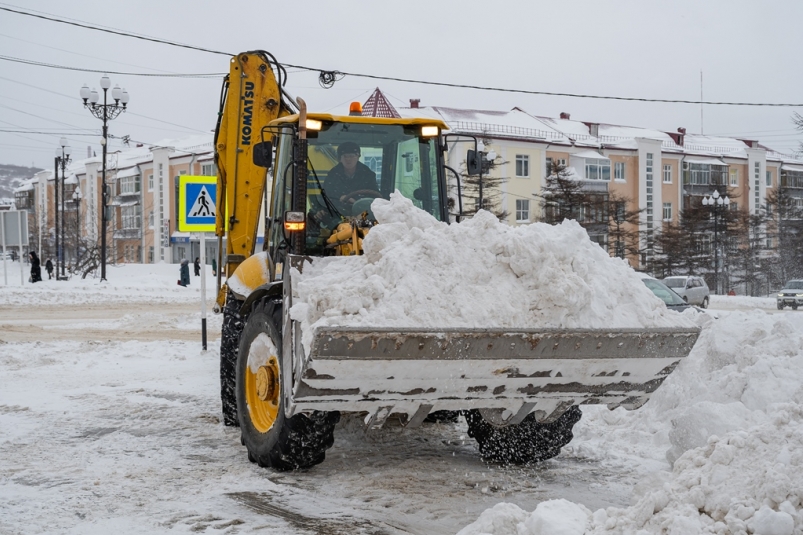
[
  {"x1": 457, "y1": 309, "x2": 803, "y2": 535},
  {"x1": 290, "y1": 192, "x2": 694, "y2": 352}
]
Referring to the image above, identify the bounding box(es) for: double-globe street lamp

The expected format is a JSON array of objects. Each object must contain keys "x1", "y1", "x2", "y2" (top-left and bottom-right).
[
  {"x1": 54, "y1": 138, "x2": 71, "y2": 280},
  {"x1": 80, "y1": 76, "x2": 129, "y2": 281},
  {"x1": 702, "y1": 189, "x2": 730, "y2": 295}
]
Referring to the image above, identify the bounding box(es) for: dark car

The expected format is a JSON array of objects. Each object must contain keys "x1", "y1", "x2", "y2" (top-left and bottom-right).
[{"x1": 641, "y1": 275, "x2": 693, "y2": 312}]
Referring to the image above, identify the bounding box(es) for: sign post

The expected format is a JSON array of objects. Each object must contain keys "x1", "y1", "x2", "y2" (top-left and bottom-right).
[
  {"x1": 1, "y1": 211, "x2": 29, "y2": 286},
  {"x1": 178, "y1": 176, "x2": 217, "y2": 351}
]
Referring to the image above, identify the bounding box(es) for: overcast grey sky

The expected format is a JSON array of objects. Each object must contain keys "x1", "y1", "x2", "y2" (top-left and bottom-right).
[{"x1": 1, "y1": 0, "x2": 802, "y2": 169}]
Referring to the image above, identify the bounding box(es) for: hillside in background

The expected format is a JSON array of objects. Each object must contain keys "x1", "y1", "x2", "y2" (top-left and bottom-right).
[{"x1": 0, "y1": 164, "x2": 43, "y2": 202}]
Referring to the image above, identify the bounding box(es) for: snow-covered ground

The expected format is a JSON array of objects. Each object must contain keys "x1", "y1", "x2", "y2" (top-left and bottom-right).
[{"x1": 2, "y1": 243, "x2": 803, "y2": 533}]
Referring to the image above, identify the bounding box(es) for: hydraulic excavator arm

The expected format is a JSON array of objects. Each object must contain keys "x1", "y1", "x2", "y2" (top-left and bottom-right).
[{"x1": 213, "y1": 51, "x2": 294, "y2": 307}]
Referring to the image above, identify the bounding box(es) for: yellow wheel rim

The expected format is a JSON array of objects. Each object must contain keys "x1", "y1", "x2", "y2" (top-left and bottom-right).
[{"x1": 244, "y1": 333, "x2": 281, "y2": 433}]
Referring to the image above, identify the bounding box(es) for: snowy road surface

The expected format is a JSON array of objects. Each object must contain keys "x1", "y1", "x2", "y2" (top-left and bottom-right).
[{"x1": 1, "y1": 263, "x2": 801, "y2": 534}]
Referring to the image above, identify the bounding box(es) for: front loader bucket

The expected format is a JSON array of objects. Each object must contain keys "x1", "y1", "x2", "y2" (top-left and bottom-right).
[{"x1": 288, "y1": 324, "x2": 700, "y2": 428}]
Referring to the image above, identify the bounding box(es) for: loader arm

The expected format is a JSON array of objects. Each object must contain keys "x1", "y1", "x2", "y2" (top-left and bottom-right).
[{"x1": 214, "y1": 51, "x2": 293, "y2": 282}]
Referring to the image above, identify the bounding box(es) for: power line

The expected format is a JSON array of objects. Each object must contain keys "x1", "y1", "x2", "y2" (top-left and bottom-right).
[
  {"x1": 0, "y1": 128, "x2": 98, "y2": 136},
  {"x1": 2, "y1": 4, "x2": 802, "y2": 108},
  {"x1": 0, "y1": 5, "x2": 232, "y2": 57},
  {"x1": 0, "y1": 75, "x2": 209, "y2": 135},
  {"x1": 0, "y1": 55, "x2": 224, "y2": 78}
]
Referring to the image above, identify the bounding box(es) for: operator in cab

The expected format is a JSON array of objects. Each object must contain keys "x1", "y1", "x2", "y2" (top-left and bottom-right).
[{"x1": 325, "y1": 142, "x2": 378, "y2": 212}]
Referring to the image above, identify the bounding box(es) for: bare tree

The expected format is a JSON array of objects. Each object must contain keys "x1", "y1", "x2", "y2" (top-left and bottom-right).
[
  {"x1": 459, "y1": 133, "x2": 509, "y2": 221},
  {"x1": 536, "y1": 161, "x2": 595, "y2": 224}
]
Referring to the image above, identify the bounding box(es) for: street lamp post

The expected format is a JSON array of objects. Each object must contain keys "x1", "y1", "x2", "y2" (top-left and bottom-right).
[
  {"x1": 475, "y1": 141, "x2": 496, "y2": 213},
  {"x1": 55, "y1": 138, "x2": 71, "y2": 279},
  {"x1": 81, "y1": 76, "x2": 129, "y2": 281},
  {"x1": 702, "y1": 189, "x2": 730, "y2": 295},
  {"x1": 72, "y1": 186, "x2": 82, "y2": 267}
]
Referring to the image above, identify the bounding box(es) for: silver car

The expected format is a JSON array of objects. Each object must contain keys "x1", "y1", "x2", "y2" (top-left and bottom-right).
[
  {"x1": 777, "y1": 280, "x2": 803, "y2": 310},
  {"x1": 662, "y1": 276, "x2": 710, "y2": 308}
]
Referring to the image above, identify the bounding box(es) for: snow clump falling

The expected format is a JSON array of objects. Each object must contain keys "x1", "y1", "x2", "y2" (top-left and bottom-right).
[{"x1": 290, "y1": 191, "x2": 693, "y2": 355}]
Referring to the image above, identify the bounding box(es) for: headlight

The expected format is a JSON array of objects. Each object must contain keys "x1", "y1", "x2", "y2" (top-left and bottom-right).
[
  {"x1": 796, "y1": 294, "x2": 803, "y2": 297},
  {"x1": 778, "y1": 293, "x2": 784, "y2": 297}
]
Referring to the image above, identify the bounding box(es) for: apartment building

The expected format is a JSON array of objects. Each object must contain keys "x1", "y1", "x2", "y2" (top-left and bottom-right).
[
  {"x1": 400, "y1": 101, "x2": 803, "y2": 274},
  {"x1": 13, "y1": 134, "x2": 249, "y2": 266}
]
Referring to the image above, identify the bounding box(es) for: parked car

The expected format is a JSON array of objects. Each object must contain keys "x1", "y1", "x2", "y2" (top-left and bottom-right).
[
  {"x1": 640, "y1": 274, "x2": 693, "y2": 312},
  {"x1": 662, "y1": 276, "x2": 710, "y2": 308},
  {"x1": 776, "y1": 280, "x2": 803, "y2": 310},
  {"x1": 1, "y1": 250, "x2": 16, "y2": 262}
]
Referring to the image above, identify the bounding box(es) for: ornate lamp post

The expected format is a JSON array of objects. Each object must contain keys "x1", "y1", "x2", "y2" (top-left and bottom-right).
[
  {"x1": 55, "y1": 138, "x2": 71, "y2": 279},
  {"x1": 72, "y1": 186, "x2": 82, "y2": 267},
  {"x1": 702, "y1": 190, "x2": 730, "y2": 295},
  {"x1": 80, "y1": 76, "x2": 129, "y2": 281}
]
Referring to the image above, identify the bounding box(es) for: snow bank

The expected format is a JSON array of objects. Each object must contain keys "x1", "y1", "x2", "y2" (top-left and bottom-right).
[
  {"x1": 0, "y1": 262, "x2": 216, "y2": 306},
  {"x1": 290, "y1": 192, "x2": 692, "y2": 354},
  {"x1": 459, "y1": 309, "x2": 803, "y2": 534}
]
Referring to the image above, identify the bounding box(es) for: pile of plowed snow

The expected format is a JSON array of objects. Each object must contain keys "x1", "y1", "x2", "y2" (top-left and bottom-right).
[
  {"x1": 290, "y1": 192, "x2": 694, "y2": 353},
  {"x1": 457, "y1": 310, "x2": 803, "y2": 535}
]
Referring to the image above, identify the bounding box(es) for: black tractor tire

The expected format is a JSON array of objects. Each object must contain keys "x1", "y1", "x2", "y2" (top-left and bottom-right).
[
  {"x1": 793, "y1": 304, "x2": 799, "y2": 311},
  {"x1": 701, "y1": 296, "x2": 709, "y2": 309},
  {"x1": 778, "y1": 303, "x2": 784, "y2": 310},
  {"x1": 236, "y1": 298, "x2": 339, "y2": 471},
  {"x1": 220, "y1": 292, "x2": 244, "y2": 427},
  {"x1": 464, "y1": 406, "x2": 582, "y2": 464}
]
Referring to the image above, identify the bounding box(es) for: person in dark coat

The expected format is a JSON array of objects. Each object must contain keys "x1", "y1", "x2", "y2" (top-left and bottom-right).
[
  {"x1": 193, "y1": 257, "x2": 200, "y2": 277},
  {"x1": 29, "y1": 251, "x2": 42, "y2": 283},
  {"x1": 45, "y1": 258, "x2": 53, "y2": 279},
  {"x1": 211, "y1": 258, "x2": 217, "y2": 277},
  {"x1": 324, "y1": 142, "x2": 378, "y2": 213},
  {"x1": 178, "y1": 259, "x2": 190, "y2": 287}
]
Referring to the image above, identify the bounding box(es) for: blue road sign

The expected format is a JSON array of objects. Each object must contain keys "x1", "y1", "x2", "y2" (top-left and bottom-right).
[{"x1": 178, "y1": 175, "x2": 217, "y2": 232}]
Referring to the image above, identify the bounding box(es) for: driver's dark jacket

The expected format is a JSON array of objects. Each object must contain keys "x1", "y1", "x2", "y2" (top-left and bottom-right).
[{"x1": 324, "y1": 162, "x2": 377, "y2": 205}]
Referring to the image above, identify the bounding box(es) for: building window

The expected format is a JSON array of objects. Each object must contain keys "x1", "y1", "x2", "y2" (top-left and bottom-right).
[
  {"x1": 121, "y1": 205, "x2": 141, "y2": 229},
  {"x1": 663, "y1": 165, "x2": 672, "y2": 184},
  {"x1": 120, "y1": 174, "x2": 141, "y2": 195},
  {"x1": 585, "y1": 159, "x2": 611, "y2": 181},
  {"x1": 201, "y1": 163, "x2": 217, "y2": 176},
  {"x1": 683, "y1": 163, "x2": 727, "y2": 185},
  {"x1": 515, "y1": 155, "x2": 530, "y2": 178},
  {"x1": 766, "y1": 171, "x2": 772, "y2": 187},
  {"x1": 546, "y1": 157, "x2": 566, "y2": 176},
  {"x1": 614, "y1": 162, "x2": 625, "y2": 181},
  {"x1": 663, "y1": 202, "x2": 672, "y2": 221},
  {"x1": 149, "y1": 210, "x2": 154, "y2": 228},
  {"x1": 148, "y1": 173, "x2": 153, "y2": 191},
  {"x1": 177, "y1": 246, "x2": 186, "y2": 260},
  {"x1": 754, "y1": 162, "x2": 761, "y2": 215},
  {"x1": 730, "y1": 169, "x2": 738, "y2": 186},
  {"x1": 515, "y1": 199, "x2": 530, "y2": 222},
  {"x1": 148, "y1": 246, "x2": 154, "y2": 263},
  {"x1": 14, "y1": 190, "x2": 33, "y2": 209}
]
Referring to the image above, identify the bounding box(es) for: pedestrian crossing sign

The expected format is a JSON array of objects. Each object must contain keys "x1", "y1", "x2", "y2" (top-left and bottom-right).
[{"x1": 178, "y1": 175, "x2": 218, "y2": 232}]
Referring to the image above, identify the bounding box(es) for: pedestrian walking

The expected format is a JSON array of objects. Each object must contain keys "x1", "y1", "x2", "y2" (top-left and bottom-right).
[
  {"x1": 211, "y1": 258, "x2": 217, "y2": 277},
  {"x1": 45, "y1": 258, "x2": 53, "y2": 279},
  {"x1": 178, "y1": 259, "x2": 190, "y2": 287},
  {"x1": 194, "y1": 257, "x2": 200, "y2": 277},
  {"x1": 29, "y1": 251, "x2": 42, "y2": 283}
]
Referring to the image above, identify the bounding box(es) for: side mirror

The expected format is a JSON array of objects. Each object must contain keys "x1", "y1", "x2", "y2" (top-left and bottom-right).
[
  {"x1": 466, "y1": 149, "x2": 481, "y2": 176},
  {"x1": 253, "y1": 141, "x2": 273, "y2": 169}
]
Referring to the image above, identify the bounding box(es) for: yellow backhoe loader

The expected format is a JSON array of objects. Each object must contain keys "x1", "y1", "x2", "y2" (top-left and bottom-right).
[{"x1": 213, "y1": 51, "x2": 700, "y2": 470}]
